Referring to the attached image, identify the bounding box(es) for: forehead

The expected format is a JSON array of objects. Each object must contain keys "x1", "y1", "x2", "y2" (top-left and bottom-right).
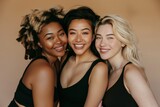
[
  {"x1": 42, "y1": 22, "x2": 62, "y2": 30},
  {"x1": 69, "y1": 19, "x2": 92, "y2": 29},
  {"x1": 97, "y1": 24, "x2": 113, "y2": 34}
]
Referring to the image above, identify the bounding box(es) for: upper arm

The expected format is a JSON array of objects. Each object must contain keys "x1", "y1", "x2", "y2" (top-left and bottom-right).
[
  {"x1": 124, "y1": 65, "x2": 159, "y2": 107},
  {"x1": 32, "y1": 64, "x2": 55, "y2": 107},
  {"x1": 84, "y1": 62, "x2": 108, "y2": 107}
]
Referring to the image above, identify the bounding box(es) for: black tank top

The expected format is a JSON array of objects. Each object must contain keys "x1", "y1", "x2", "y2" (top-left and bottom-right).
[
  {"x1": 102, "y1": 62, "x2": 138, "y2": 107},
  {"x1": 8, "y1": 56, "x2": 58, "y2": 107},
  {"x1": 59, "y1": 58, "x2": 104, "y2": 107}
]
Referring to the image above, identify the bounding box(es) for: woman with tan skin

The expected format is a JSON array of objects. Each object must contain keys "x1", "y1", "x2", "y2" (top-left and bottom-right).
[
  {"x1": 95, "y1": 15, "x2": 159, "y2": 107},
  {"x1": 58, "y1": 6, "x2": 108, "y2": 107},
  {"x1": 9, "y1": 7, "x2": 67, "y2": 107}
]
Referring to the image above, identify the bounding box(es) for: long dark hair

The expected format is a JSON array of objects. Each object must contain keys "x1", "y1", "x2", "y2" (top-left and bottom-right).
[{"x1": 63, "y1": 6, "x2": 100, "y2": 57}]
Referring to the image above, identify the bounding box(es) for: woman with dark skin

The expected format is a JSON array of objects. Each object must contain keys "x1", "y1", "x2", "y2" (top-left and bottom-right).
[
  {"x1": 59, "y1": 6, "x2": 108, "y2": 107},
  {"x1": 95, "y1": 15, "x2": 159, "y2": 107},
  {"x1": 9, "y1": 7, "x2": 67, "y2": 107}
]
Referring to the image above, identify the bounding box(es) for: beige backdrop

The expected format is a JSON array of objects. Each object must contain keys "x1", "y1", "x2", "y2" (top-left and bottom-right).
[{"x1": 0, "y1": 0, "x2": 160, "y2": 106}]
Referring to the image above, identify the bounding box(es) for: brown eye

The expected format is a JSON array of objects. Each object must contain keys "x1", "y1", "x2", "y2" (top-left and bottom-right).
[
  {"x1": 82, "y1": 32, "x2": 89, "y2": 35},
  {"x1": 46, "y1": 37, "x2": 53, "y2": 40},
  {"x1": 107, "y1": 37, "x2": 113, "y2": 39},
  {"x1": 59, "y1": 32, "x2": 65, "y2": 36},
  {"x1": 69, "y1": 31, "x2": 76, "y2": 35},
  {"x1": 96, "y1": 36, "x2": 102, "y2": 39}
]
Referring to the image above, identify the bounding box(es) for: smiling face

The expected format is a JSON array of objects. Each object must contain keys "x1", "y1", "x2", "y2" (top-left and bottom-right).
[
  {"x1": 38, "y1": 22, "x2": 67, "y2": 59},
  {"x1": 95, "y1": 24, "x2": 124, "y2": 60},
  {"x1": 68, "y1": 19, "x2": 93, "y2": 55}
]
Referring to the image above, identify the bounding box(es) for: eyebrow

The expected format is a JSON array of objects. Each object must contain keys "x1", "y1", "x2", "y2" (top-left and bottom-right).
[
  {"x1": 95, "y1": 33, "x2": 114, "y2": 36},
  {"x1": 69, "y1": 28, "x2": 91, "y2": 31},
  {"x1": 44, "y1": 33, "x2": 53, "y2": 37},
  {"x1": 44, "y1": 28, "x2": 64, "y2": 37},
  {"x1": 57, "y1": 29, "x2": 64, "y2": 33},
  {"x1": 106, "y1": 33, "x2": 114, "y2": 36}
]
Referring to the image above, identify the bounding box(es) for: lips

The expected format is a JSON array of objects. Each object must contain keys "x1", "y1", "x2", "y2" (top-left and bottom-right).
[
  {"x1": 54, "y1": 45, "x2": 65, "y2": 52},
  {"x1": 99, "y1": 48, "x2": 110, "y2": 53},
  {"x1": 74, "y1": 44, "x2": 84, "y2": 49}
]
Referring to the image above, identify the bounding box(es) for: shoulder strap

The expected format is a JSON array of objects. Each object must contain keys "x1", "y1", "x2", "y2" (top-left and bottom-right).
[
  {"x1": 21, "y1": 56, "x2": 48, "y2": 79},
  {"x1": 86, "y1": 59, "x2": 104, "y2": 77},
  {"x1": 121, "y1": 62, "x2": 131, "y2": 76}
]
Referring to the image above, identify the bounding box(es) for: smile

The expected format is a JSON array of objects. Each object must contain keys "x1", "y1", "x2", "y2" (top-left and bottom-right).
[
  {"x1": 54, "y1": 46, "x2": 64, "y2": 52},
  {"x1": 100, "y1": 48, "x2": 110, "y2": 53},
  {"x1": 74, "y1": 44, "x2": 84, "y2": 49}
]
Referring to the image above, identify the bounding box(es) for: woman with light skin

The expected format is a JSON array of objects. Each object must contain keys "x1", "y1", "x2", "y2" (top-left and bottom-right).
[
  {"x1": 9, "y1": 7, "x2": 67, "y2": 107},
  {"x1": 95, "y1": 15, "x2": 159, "y2": 107},
  {"x1": 59, "y1": 6, "x2": 108, "y2": 107}
]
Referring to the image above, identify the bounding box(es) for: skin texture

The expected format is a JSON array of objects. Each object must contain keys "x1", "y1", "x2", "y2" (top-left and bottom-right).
[
  {"x1": 95, "y1": 24, "x2": 159, "y2": 107},
  {"x1": 60, "y1": 19, "x2": 108, "y2": 107},
  {"x1": 15, "y1": 22, "x2": 67, "y2": 107},
  {"x1": 68, "y1": 19, "x2": 93, "y2": 56}
]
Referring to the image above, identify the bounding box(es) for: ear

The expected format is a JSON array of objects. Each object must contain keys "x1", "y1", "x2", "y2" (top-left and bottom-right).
[{"x1": 38, "y1": 42, "x2": 42, "y2": 48}]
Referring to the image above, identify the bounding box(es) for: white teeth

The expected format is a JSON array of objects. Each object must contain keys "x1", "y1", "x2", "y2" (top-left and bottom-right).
[
  {"x1": 100, "y1": 49, "x2": 109, "y2": 53},
  {"x1": 74, "y1": 44, "x2": 84, "y2": 48},
  {"x1": 55, "y1": 46, "x2": 64, "y2": 51}
]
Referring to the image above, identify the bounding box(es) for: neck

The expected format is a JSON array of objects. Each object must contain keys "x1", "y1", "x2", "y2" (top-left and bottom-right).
[
  {"x1": 109, "y1": 52, "x2": 127, "y2": 71},
  {"x1": 42, "y1": 53, "x2": 57, "y2": 65},
  {"x1": 74, "y1": 49, "x2": 96, "y2": 64}
]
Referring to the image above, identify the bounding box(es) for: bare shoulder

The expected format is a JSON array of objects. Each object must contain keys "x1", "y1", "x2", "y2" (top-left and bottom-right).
[
  {"x1": 90, "y1": 61, "x2": 108, "y2": 78},
  {"x1": 22, "y1": 58, "x2": 54, "y2": 89},
  {"x1": 123, "y1": 63, "x2": 148, "y2": 92},
  {"x1": 123, "y1": 64, "x2": 159, "y2": 107},
  {"x1": 94, "y1": 61, "x2": 108, "y2": 71},
  {"x1": 124, "y1": 64, "x2": 146, "y2": 81},
  {"x1": 27, "y1": 59, "x2": 54, "y2": 82}
]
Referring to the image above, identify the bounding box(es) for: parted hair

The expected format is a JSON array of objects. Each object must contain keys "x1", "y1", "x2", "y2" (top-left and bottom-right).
[
  {"x1": 95, "y1": 15, "x2": 142, "y2": 67},
  {"x1": 17, "y1": 7, "x2": 64, "y2": 60}
]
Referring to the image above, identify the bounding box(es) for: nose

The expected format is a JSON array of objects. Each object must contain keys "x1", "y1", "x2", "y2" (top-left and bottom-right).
[
  {"x1": 55, "y1": 36, "x2": 61, "y2": 44},
  {"x1": 100, "y1": 38, "x2": 106, "y2": 47},
  {"x1": 75, "y1": 33, "x2": 82, "y2": 42}
]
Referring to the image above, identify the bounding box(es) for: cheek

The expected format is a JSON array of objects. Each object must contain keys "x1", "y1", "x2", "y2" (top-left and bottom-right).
[
  {"x1": 95, "y1": 41, "x2": 98, "y2": 48},
  {"x1": 95, "y1": 40, "x2": 100, "y2": 48},
  {"x1": 61, "y1": 36, "x2": 68, "y2": 43},
  {"x1": 68, "y1": 35, "x2": 75, "y2": 44},
  {"x1": 84, "y1": 35, "x2": 93, "y2": 43},
  {"x1": 68, "y1": 35, "x2": 73, "y2": 41},
  {"x1": 68, "y1": 38, "x2": 73, "y2": 47},
  {"x1": 112, "y1": 41, "x2": 122, "y2": 48},
  {"x1": 44, "y1": 41, "x2": 53, "y2": 49}
]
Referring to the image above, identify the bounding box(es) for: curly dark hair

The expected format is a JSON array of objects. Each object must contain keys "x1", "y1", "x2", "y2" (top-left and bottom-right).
[{"x1": 17, "y1": 7, "x2": 65, "y2": 60}]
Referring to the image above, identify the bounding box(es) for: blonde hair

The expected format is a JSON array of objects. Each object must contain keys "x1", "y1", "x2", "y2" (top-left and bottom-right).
[
  {"x1": 95, "y1": 15, "x2": 142, "y2": 67},
  {"x1": 17, "y1": 7, "x2": 64, "y2": 59}
]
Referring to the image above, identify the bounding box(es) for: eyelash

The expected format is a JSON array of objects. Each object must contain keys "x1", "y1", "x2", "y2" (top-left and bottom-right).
[
  {"x1": 69, "y1": 32, "x2": 76, "y2": 35},
  {"x1": 59, "y1": 32, "x2": 65, "y2": 36},
  {"x1": 107, "y1": 37, "x2": 113, "y2": 39},
  {"x1": 46, "y1": 36, "x2": 53, "y2": 40},
  {"x1": 96, "y1": 36, "x2": 101, "y2": 39},
  {"x1": 82, "y1": 32, "x2": 89, "y2": 35}
]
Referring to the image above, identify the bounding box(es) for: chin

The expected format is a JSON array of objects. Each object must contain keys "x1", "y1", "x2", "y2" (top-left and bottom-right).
[
  {"x1": 56, "y1": 52, "x2": 66, "y2": 57},
  {"x1": 100, "y1": 55, "x2": 109, "y2": 60}
]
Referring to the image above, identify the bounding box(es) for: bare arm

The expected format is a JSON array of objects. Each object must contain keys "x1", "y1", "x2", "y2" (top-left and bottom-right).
[
  {"x1": 124, "y1": 64, "x2": 159, "y2": 107},
  {"x1": 32, "y1": 63, "x2": 55, "y2": 107},
  {"x1": 84, "y1": 62, "x2": 108, "y2": 107}
]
